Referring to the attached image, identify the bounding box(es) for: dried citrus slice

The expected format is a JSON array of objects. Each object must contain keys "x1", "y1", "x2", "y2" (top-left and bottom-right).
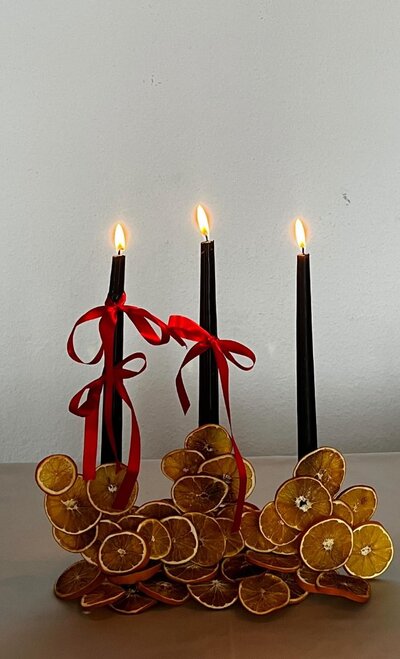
[
  {"x1": 300, "y1": 518, "x2": 353, "y2": 571},
  {"x1": 110, "y1": 587, "x2": 157, "y2": 614},
  {"x1": 294, "y1": 447, "x2": 345, "y2": 495},
  {"x1": 239, "y1": 573, "x2": 290, "y2": 615},
  {"x1": 221, "y1": 554, "x2": 264, "y2": 582},
  {"x1": 52, "y1": 525, "x2": 98, "y2": 553},
  {"x1": 259, "y1": 502, "x2": 300, "y2": 546},
  {"x1": 138, "y1": 576, "x2": 190, "y2": 605},
  {"x1": 246, "y1": 550, "x2": 301, "y2": 573},
  {"x1": 36, "y1": 454, "x2": 78, "y2": 495},
  {"x1": 161, "y1": 516, "x2": 199, "y2": 565},
  {"x1": 217, "y1": 502, "x2": 259, "y2": 518},
  {"x1": 241, "y1": 511, "x2": 276, "y2": 552},
  {"x1": 217, "y1": 517, "x2": 245, "y2": 557},
  {"x1": 80, "y1": 581, "x2": 125, "y2": 610},
  {"x1": 184, "y1": 424, "x2": 232, "y2": 458},
  {"x1": 188, "y1": 579, "x2": 238, "y2": 609},
  {"x1": 273, "y1": 538, "x2": 300, "y2": 555},
  {"x1": 45, "y1": 475, "x2": 101, "y2": 534},
  {"x1": 296, "y1": 565, "x2": 320, "y2": 593},
  {"x1": 136, "y1": 518, "x2": 172, "y2": 560},
  {"x1": 337, "y1": 486, "x2": 377, "y2": 526},
  {"x1": 332, "y1": 500, "x2": 354, "y2": 526},
  {"x1": 345, "y1": 522, "x2": 394, "y2": 579},
  {"x1": 87, "y1": 463, "x2": 138, "y2": 515},
  {"x1": 275, "y1": 477, "x2": 332, "y2": 531},
  {"x1": 198, "y1": 454, "x2": 255, "y2": 502},
  {"x1": 136, "y1": 500, "x2": 179, "y2": 519},
  {"x1": 316, "y1": 571, "x2": 371, "y2": 603},
  {"x1": 109, "y1": 562, "x2": 162, "y2": 585},
  {"x1": 172, "y1": 475, "x2": 228, "y2": 514},
  {"x1": 99, "y1": 531, "x2": 148, "y2": 575},
  {"x1": 118, "y1": 514, "x2": 146, "y2": 532},
  {"x1": 161, "y1": 449, "x2": 204, "y2": 481},
  {"x1": 54, "y1": 560, "x2": 102, "y2": 600},
  {"x1": 164, "y1": 561, "x2": 219, "y2": 584},
  {"x1": 81, "y1": 519, "x2": 121, "y2": 566},
  {"x1": 276, "y1": 571, "x2": 308, "y2": 604},
  {"x1": 183, "y1": 512, "x2": 225, "y2": 566}
]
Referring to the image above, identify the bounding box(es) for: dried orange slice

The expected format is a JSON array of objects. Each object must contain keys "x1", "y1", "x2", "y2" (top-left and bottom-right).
[
  {"x1": 241, "y1": 511, "x2": 276, "y2": 552},
  {"x1": 276, "y1": 572, "x2": 308, "y2": 604},
  {"x1": 217, "y1": 517, "x2": 245, "y2": 557},
  {"x1": 239, "y1": 573, "x2": 290, "y2": 615},
  {"x1": 184, "y1": 512, "x2": 225, "y2": 566},
  {"x1": 99, "y1": 531, "x2": 148, "y2": 575},
  {"x1": 316, "y1": 571, "x2": 371, "y2": 603},
  {"x1": 300, "y1": 518, "x2": 353, "y2": 571},
  {"x1": 172, "y1": 475, "x2": 228, "y2": 514},
  {"x1": 337, "y1": 486, "x2": 377, "y2": 526},
  {"x1": 138, "y1": 576, "x2": 190, "y2": 605},
  {"x1": 221, "y1": 554, "x2": 264, "y2": 582},
  {"x1": 295, "y1": 565, "x2": 320, "y2": 593},
  {"x1": 164, "y1": 561, "x2": 219, "y2": 584},
  {"x1": 188, "y1": 579, "x2": 238, "y2": 609},
  {"x1": 161, "y1": 516, "x2": 199, "y2": 565},
  {"x1": 80, "y1": 581, "x2": 125, "y2": 610},
  {"x1": 87, "y1": 463, "x2": 138, "y2": 515},
  {"x1": 136, "y1": 518, "x2": 172, "y2": 560},
  {"x1": 118, "y1": 514, "x2": 146, "y2": 532},
  {"x1": 110, "y1": 586, "x2": 157, "y2": 614},
  {"x1": 109, "y1": 562, "x2": 161, "y2": 585},
  {"x1": 273, "y1": 538, "x2": 300, "y2": 555},
  {"x1": 36, "y1": 454, "x2": 78, "y2": 495},
  {"x1": 345, "y1": 522, "x2": 394, "y2": 579},
  {"x1": 81, "y1": 519, "x2": 121, "y2": 566},
  {"x1": 45, "y1": 475, "x2": 101, "y2": 534},
  {"x1": 184, "y1": 424, "x2": 232, "y2": 458},
  {"x1": 198, "y1": 454, "x2": 255, "y2": 502},
  {"x1": 275, "y1": 477, "x2": 332, "y2": 531},
  {"x1": 259, "y1": 502, "x2": 300, "y2": 546},
  {"x1": 246, "y1": 551, "x2": 301, "y2": 573},
  {"x1": 136, "y1": 500, "x2": 179, "y2": 519},
  {"x1": 53, "y1": 525, "x2": 98, "y2": 553},
  {"x1": 161, "y1": 449, "x2": 204, "y2": 481},
  {"x1": 217, "y1": 502, "x2": 259, "y2": 518},
  {"x1": 332, "y1": 500, "x2": 354, "y2": 526},
  {"x1": 54, "y1": 560, "x2": 102, "y2": 600},
  {"x1": 294, "y1": 447, "x2": 345, "y2": 495}
]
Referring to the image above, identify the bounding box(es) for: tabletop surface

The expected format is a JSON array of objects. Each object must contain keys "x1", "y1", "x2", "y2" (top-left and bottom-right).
[{"x1": 0, "y1": 453, "x2": 399, "y2": 659}]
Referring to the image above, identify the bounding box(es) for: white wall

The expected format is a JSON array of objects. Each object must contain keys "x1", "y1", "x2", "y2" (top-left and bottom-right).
[{"x1": 1, "y1": 0, "x2": 400, "y2": 464}]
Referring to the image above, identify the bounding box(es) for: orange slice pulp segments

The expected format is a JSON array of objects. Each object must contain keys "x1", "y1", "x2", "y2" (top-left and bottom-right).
[
  {"x1": 316, "y1": 571, "x2": 371, "y2": 603},
  {"x1": 241, "y1": 511, "x2": 276, "y2": 552},
  {"x1": 184, "y1": 424, "x2": 232, "y2": 458},
  {"x1": 54, "y1": 560, "x2": 102, "y2": 600},
  {"x1": 161, "y1": 516, "x2": 199, "y2": 565},
  {"x1": 98, "y1": 531, "x2": 148, "y2": 575},
  {"x1": 136, "y1": 500, "x2": 179, "y2": 519},
  {"x1": 110, "y1": 587, "x2": 157, "y2": 614},
  {"x1": 239, "y1": 573, "x2": 290, "y2": 615},
  {"x1": 80, "y1": 581, "x2": 125, "y2": 610},
  {"x1": 259, "y1": 501, "x2": 300, "y2": 546},
  {"x1": 81, "y1": 519, "x2": 121, "y2": 566},
  {"x1": 184, "y1": 512, "x2": 226, "y2": 566},
  {"x1": 198, "y1": 454, "x2": 255, "y2": 502},
  {"x1": 246, "y1": 550, "x2": 301, "y2": 573},
  {"x1": 172, "y1": 475, "x2": 228, "y2": 514},
  {"x1": 275, "y1": 476, "x2": 332, "y2": 531},
  {"x1": 188, "y1": 579, "x2": 238, "y2": 609},
  {"x1": 294, "y1": 447, "x2": 345, "y2": 495},
  {"x1": 345, "y1": 522, "x2": 394, "y2": 579},
  {"x1": 136, "y1": 518, "x2": 172, "y2": 560},
  {"x1": 138, "y1": 576, "x2": 189, "y2": 605},
  {"x1": 337, "y1": 486, "x2": 377, "y2": 526},
  {"x1": 53, "y1": 525, "x2": 98, "y2": 553},
  {"x1": 217, "y1": 517, "x2": 245, "y2": 557},
  {"x1": 45, "y1": 475, "x2": 101, "y2": 534},
  {"x1": 87, "y1": 463, "x2": 138, "y2": 515},
  {"x1": 163, "y1": 561, "x2": 219, "y2": 584},
  {"x1": 161, "y1": 449, "x2": 204, "y2": 481},
  {"x1": 221, "y1": 554, "x2": 264, "y2": 582}
]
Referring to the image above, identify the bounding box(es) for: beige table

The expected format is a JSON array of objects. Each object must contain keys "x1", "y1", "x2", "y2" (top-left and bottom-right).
[{"x1": 0, "y1": 454, "x2": 398, "y2": 659}]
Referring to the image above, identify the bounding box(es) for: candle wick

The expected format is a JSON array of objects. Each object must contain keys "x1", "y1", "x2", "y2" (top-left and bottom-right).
[
  {"x1": 118, "y1": 249, "x2": 121, "y2": 256},
  {"x1": 205, "y1": 235, "x2": 209, "y2": 242},
  {"x1": 301, "y1": 246, "x2": 305, "y2": 255}
]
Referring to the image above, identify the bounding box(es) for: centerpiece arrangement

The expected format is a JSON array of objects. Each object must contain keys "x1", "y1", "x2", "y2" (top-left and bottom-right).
[{"x1": 35, "y1": 210, "x2": 394, "y2": 616}]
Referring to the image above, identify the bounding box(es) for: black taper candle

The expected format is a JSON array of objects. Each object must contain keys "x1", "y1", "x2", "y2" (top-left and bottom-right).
[
  {"x1": 101, "y1": 251, "x2": 125, "y2": 463},
  {"x1": 199, "y1": 237, "x2": 219, "y2": 425},
  {"x1": 296, "y1": 246, "x2": 318, "y2": 460}
]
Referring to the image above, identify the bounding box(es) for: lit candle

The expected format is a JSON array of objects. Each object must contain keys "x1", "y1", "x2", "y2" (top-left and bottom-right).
[
  {"x1": 197, "y1": 205, "x2": 219, "y2": 425},
  {"x1": 101, "y1": 223, "x2": 126, "y2": 463},
  {"x1": 295, "y1": 218, "x2": 317, "y2": 459}
]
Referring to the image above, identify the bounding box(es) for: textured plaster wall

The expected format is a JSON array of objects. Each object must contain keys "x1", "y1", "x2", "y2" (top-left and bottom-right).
[{"x1": 1, "y1": 0, "x2": 400, "y2": 463}]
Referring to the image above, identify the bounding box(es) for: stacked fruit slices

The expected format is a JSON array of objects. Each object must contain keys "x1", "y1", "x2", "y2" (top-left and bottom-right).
[{"x1": 35, "y1": 429, "x2": 394, "y2": 615}]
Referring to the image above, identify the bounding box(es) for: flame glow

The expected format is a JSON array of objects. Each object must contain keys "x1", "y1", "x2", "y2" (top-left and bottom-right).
[
  {"x1": 114, "y1": 223, "x2": 126, "y2": 253},
  {"x1": 295, "y1": 218, "x2": 306, "y2": 251},
  {"x1": 196, "y1": 205, "x2": 210, "y2": 239}
]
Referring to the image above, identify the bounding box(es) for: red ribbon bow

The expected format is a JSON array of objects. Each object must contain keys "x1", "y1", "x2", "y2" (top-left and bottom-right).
[
  {"x1": 67, "y1": 293, "x2": 171, "y2": 509},
  {"x1": 168, "y1": 315, "x2": 256, "y2": 530}
]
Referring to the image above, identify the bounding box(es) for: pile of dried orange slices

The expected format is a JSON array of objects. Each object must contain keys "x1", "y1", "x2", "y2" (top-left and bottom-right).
[{"x1": 35, "y1": 428, "x2": 394, "y2": 615}]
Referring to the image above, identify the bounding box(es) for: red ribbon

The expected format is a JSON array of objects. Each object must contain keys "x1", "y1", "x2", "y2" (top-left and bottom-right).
[
  {"x1": 67, "y1": 293, "x2": 171, "y2": 509},
  {"x1": 168, "y1": 315, "x2": 256, "y2": 530}
]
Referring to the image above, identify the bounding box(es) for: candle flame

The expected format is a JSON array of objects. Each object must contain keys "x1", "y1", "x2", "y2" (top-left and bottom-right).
[
  {"x1": 295, "y1": 218, "x2": 306, "y2": 252},
  {"x1": 196, "y1": 205, "x2": 210, "y2": 239},
  {"x1": 114, "y1": 223, "x2": 126, "y2": 253}
]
